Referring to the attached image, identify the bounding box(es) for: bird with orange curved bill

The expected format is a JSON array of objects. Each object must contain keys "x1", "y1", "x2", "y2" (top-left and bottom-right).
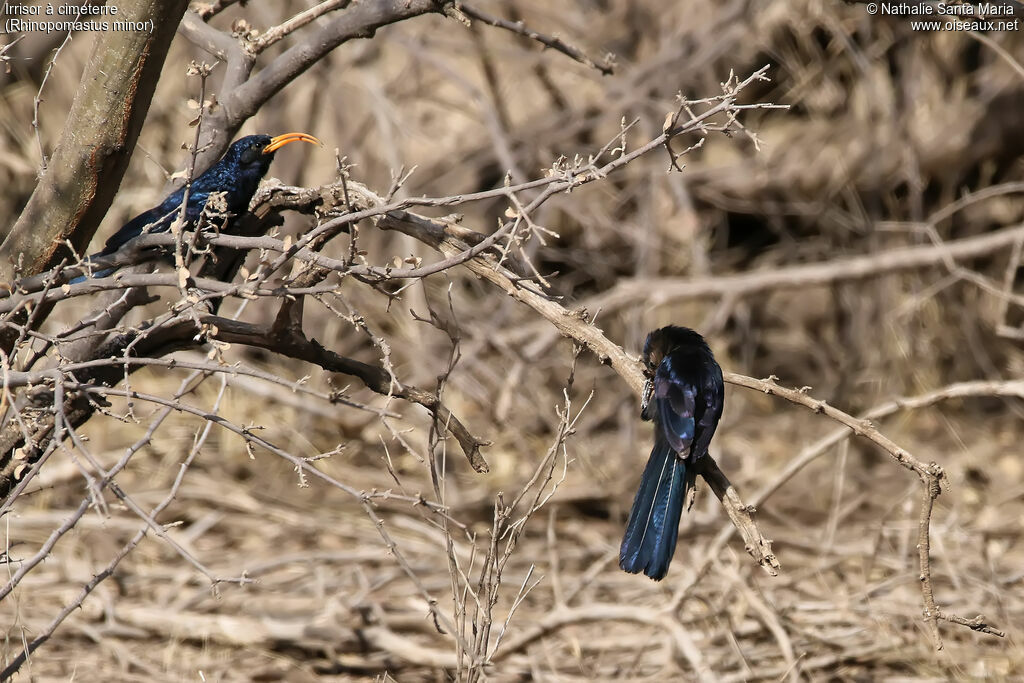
[{"x1": 73, "y1": 132, "x2": 321, "y2": 281}]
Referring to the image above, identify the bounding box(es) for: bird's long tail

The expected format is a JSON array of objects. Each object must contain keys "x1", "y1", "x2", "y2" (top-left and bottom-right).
[{"x1": 619, "y1": 438, "x2": 688, "y2": 580}]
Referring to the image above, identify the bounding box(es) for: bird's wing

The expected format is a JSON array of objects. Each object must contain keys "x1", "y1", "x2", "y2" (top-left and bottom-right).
[
  {"x1": 653, "y1": 359, "x2": 697, "y2": 455},
  {"x1": 97, "y1": 190, "x2": 187, "y2": 256},
  {"x1": 691, "y1": 362, "x2": 724, "y2": 459}
]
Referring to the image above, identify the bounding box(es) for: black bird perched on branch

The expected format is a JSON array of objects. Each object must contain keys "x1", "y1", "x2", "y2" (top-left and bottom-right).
[
  {"x1": 619, "y1": 326, "x2": 725, "y2": 580},
  {"x1": 73, "y1": 132, "x2": 321, "y2": 281}
]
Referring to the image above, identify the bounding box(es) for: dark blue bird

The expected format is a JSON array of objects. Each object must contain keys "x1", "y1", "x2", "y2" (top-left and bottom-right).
[
  {"x1": 74, "y1": 132, "x2": 321, "y2": 281},
  {"x1": 619, "y1": 326, "x2": 724, "y2": 580}
]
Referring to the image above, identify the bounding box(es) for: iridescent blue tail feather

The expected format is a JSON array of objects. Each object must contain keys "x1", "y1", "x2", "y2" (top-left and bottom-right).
[{"x1": 619, "y1": 438, "x2": 688, "y2": 581}]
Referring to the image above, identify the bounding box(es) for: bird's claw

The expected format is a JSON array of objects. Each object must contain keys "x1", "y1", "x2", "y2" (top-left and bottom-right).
[{"x1": 640, "y1": 378, "x2": 654, "y2": 421}]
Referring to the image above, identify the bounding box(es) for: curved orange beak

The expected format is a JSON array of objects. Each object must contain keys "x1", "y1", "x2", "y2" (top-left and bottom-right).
[{"x1": 263, "y1": 132, "x2": 322, "y2": 154}]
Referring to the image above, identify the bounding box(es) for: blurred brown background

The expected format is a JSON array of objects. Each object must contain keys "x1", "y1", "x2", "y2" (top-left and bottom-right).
[{"x1": 2, "y1": 0, "x2": 1023, "y2": 679}]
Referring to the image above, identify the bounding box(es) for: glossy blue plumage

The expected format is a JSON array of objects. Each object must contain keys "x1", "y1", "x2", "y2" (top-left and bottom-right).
[
  {"x1": 72, "y1": 133, "x2": 318, "y2": 282},
  {"x1": 620, "y1": 326, "x2": 724, "y2": 580},
  {"x1": 95, "y1": 135, "x2": 277, "y2": 258}
]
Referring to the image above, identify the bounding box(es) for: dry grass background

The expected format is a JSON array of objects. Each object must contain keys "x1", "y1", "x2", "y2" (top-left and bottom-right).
[{"x1": 2, "y1": 0, "x2": 1024, "y2": 680}]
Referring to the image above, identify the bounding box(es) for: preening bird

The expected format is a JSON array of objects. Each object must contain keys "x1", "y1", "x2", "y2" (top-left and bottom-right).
[
  {"x1": 619, "y1": 326, "x2": 725, "y2": 580},
  {"x1": 74, "y1": 132, "x2": 321, "y2": 280}
]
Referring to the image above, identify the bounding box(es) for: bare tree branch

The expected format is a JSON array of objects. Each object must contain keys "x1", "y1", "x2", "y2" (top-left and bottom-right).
[
  {"x1": 0, "y1": 0, "x2": 190, "y2": 282},
  {"x1": 457, "y1": 3, "x2": 614, "y2": 75}
]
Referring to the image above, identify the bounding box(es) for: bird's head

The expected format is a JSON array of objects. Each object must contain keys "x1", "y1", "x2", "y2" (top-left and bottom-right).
[
  {"x1": 225, "y1": 132, "x2": 323, "y2": 176},
  {"x1": 196, "y1": 132, "x2": 322, "y2": 214},
  {"x1": 642, "y1": 325, "x2": 707, "y2": 373}
]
